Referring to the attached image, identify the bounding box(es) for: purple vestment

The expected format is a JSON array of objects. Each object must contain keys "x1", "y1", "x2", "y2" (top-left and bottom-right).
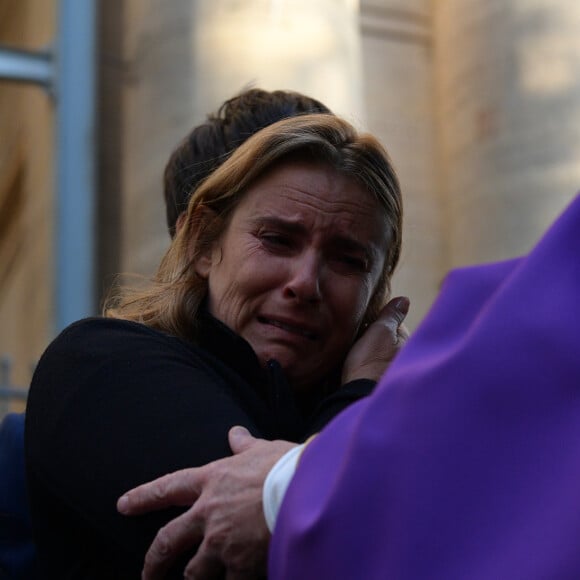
[{"x1": 270, "y1": 194, "x2": 580, "y2": 579}]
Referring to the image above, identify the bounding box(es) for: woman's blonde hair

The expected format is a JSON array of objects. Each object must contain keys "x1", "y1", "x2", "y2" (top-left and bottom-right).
[{"x1": 105, "y1": 114, "x2": 402, "y2": 341}]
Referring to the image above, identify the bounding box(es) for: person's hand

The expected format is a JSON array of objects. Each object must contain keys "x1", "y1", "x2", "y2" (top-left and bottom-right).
[
  {"x1": 342, "y1": 296, "x2": 410, "y2": 384},
  {"x1": 117, "y1": 426, "x2": 296, "y2": 579}
]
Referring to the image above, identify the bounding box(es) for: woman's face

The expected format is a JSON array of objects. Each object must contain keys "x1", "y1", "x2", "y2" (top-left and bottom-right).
[{"x1": 195, "y1": 160, "x2": 390, "y2": 392}]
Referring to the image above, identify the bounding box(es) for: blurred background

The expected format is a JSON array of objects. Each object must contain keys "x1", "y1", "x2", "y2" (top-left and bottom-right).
[{"x1": 2, "y1": 0, "x2": 580, "y2": 416}]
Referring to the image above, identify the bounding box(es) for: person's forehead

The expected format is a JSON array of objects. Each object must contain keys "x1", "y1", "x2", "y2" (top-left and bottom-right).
[{"x1": 239, "y1": 160, "x2": 383, "y2": 221}]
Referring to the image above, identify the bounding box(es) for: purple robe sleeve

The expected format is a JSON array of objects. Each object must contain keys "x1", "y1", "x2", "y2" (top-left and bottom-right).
[{"x1": 269, "y1": 193, "x2": 580, "y2": 580}]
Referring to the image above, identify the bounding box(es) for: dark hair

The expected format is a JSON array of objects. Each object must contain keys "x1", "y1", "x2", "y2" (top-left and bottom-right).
[{"x1": 163, "y1": 88, "x2": 332, "y2": 236}]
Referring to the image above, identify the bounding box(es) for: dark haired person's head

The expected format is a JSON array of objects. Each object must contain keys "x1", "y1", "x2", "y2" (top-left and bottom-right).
[{"x1": 163, "y1": 88, "x2": 332, "y2": 237}]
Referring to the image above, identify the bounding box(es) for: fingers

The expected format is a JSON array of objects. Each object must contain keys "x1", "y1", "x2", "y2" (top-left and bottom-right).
[
  {"x1": 375, "y1": 296, "x2": 410, "y2": 344},
  {"x1": 366, "y1": 296, "x2": 409, "y2": 343},
  {"x1": 342, "y1": 295, "x2": 410, "y2": 383},
  {"x1": 380, "y1": 295, "x2": 410, "y2": 327},
  {"x1": 183, "y1": 538, "x2": 224, "y2": 580},
  {"x1": 397, "y1": 322, "x2": 410, "y2": 343},
  {"x1": 228, "y1": 426, "x2": 257, "y2": 454},
  {"x1": 393, "y1": 295, "x2": 410, "y2": 319},
  {"x1": 117, "y1": 468, "x2": 203, "y2": 515},
  {"x1": 184, "y1": 527, "x2": 268, "y2": 580},
  {"x1": 141, "y1": 508, "x2": 204, "y2": 580}
]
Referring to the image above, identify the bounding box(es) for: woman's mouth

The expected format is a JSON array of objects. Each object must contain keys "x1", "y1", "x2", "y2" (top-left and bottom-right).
[{"x1": 258, "y1": 316, "x2": 318, "y2": 340}]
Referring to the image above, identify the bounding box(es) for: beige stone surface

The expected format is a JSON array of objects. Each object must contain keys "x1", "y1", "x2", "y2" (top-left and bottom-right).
[
  {"x1": 0, "y1": 0, "x2": 56, "y2": 413},
  {"x1": 361, "y1": 0, "x2": 442, "y2": 329},
  {"x1": 434, "y1": 0, "x2": 580, "y2": 269},
  {"x1": 121, "y1": 0, "x2": 195, "y2": 277}
]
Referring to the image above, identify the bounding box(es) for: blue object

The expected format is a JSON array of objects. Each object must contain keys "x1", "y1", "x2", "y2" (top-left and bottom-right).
[{"x1": 0, "y1": 413, "x2": 39, "y2": 579}]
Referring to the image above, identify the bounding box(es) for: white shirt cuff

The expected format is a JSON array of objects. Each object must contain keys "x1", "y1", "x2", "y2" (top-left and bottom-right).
[{"x1": 262, "y1": 444, "x2": 304, "y2": 532}]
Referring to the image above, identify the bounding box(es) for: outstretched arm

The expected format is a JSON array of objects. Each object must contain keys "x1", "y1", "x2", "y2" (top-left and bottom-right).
[{"x1": 118, "y1": 427, "x2": 295, "y2": 579}]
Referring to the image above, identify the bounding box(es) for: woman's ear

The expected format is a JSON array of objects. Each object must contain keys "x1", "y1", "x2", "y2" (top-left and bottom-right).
[
  {"x1": 194, "y1": 248, "x2": 213, "y2": 279},
  {"x1": 186, "y1": 205, "x2": 220, "y2": 279}
]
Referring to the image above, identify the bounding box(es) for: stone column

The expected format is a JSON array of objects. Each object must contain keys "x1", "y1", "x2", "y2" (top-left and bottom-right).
[
  {"x1": 0, "y1": 0, "x2": 56, "y2": 409},
  {"x1": 360, "y1": 0, "x2": 442, "y2": 328},
  {"x1": 434, "y1": 0, "x2": 580, "y2": 268}
]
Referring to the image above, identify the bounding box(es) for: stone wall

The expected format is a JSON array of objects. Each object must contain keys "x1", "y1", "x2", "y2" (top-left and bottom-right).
[
  {"x1": 0, "y1": 0, "x2": 56, "y2": 412},
  {"x1": 433, "y1": 0, "x2": 580, "y2": 268},
  {"x1": 360, "y1": 0, "x2": 442, "y2": 328}
]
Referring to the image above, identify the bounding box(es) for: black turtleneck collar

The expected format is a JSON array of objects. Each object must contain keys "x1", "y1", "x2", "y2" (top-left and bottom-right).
[
  {"x1": 196, "y1": 308, "x2": 306, "y2": 439},
  {"x1": 197, "y1": 307, "x2": 268, "y2": 391}
]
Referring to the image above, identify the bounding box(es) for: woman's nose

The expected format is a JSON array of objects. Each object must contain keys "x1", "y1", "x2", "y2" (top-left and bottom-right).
[{"x1": 283, "y1": 253, "x2": 322, "y2": 303}]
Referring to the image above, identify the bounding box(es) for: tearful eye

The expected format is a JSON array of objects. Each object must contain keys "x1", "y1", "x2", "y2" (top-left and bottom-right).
[
  {"x1": 337, "y1": 255, "x2": 368, "y2": 271},
  {"x1": 260, "y1": 232, "x2": 293, "y2": 249}
]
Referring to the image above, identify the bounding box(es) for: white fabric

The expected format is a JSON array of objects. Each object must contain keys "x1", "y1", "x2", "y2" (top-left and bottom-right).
[{"x1": 263, "y1": 444, "x2": 304, "y2": 532}]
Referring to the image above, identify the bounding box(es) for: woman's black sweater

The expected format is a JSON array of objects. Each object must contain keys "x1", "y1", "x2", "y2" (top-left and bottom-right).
[{"x1": 25, "y1": 314, "x2": 374, "y2": 579}]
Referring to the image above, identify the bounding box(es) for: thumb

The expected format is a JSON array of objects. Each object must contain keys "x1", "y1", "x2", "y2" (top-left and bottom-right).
[
  {"x1": 382, "y1": 296, "x2": 410, "y2": 327},
  {"x1": 228, "y1": 425, "x2": 256, "y2": 454}
]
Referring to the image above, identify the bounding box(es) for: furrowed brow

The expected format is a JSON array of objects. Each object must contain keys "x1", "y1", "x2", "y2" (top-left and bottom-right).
[
  {"x1": 331, "y1": 236, "x2": 374, "y2": 259},
  {"x1": 251, "y1": 216, "x2": 308, "y2": 235}
]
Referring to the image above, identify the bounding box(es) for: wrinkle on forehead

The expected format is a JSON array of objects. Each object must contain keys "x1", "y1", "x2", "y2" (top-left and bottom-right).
[
  {"x1": 245, "y1": 162, "x2": 385, "y2": 230},
  {"x1": 276, "y1": 185, "x2": 378, "y2": 219}
]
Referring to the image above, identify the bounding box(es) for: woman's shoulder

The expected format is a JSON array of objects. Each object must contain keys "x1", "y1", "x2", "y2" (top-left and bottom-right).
[
  {"x1": 28, "y1": 317, "x2": 212, "y2": 406},
  {"x1": 36, "y1": 317, "x2": 198, "y2": 376},
  {"x1": 58, "y1": 316, "x2": 168, "y2": 338},
  {"x1": 53, "y1": 316, "x2": 189, "y2": 350}
]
